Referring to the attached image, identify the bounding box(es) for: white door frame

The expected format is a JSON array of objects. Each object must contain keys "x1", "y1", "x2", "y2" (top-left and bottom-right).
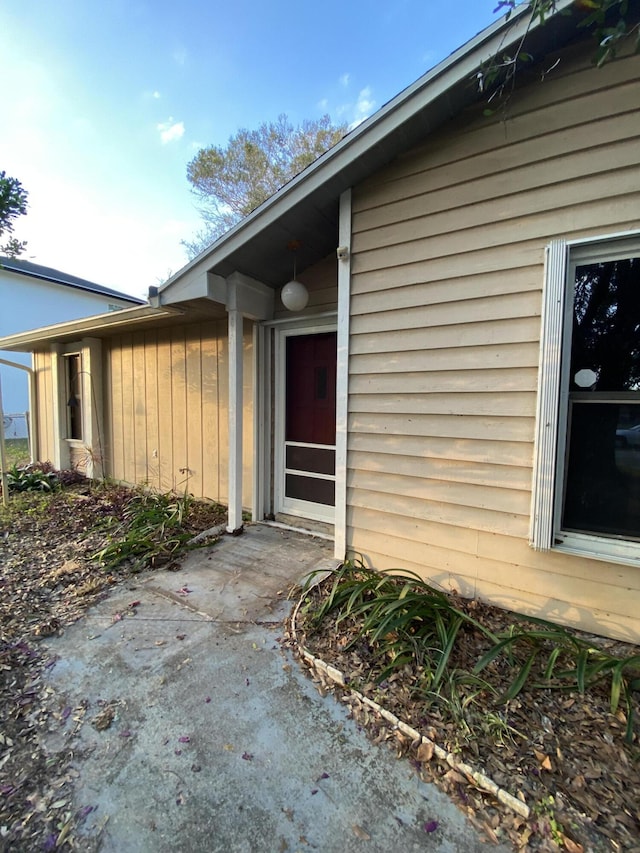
[{"x1": 273, "y1": 318, "x2": 337, "y2": 524}]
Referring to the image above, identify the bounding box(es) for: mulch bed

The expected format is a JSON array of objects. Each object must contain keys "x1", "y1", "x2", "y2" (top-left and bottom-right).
[
  {"x1": 0, "y1": 482, "x2": 225, "y2": 851},
  {"x1": 289, "y1": 574, "x2": 640, "y2": 853}
]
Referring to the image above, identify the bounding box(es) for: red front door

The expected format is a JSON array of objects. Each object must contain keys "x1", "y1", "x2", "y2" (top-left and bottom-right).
[{"x1": 284, "y1": 332, "x2": 337, "y2": 510}]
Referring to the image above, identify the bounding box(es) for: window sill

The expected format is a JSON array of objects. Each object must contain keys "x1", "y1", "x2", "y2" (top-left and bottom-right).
[{"x1": 554, "y1": 532, "x2": 640, "y2": 568}]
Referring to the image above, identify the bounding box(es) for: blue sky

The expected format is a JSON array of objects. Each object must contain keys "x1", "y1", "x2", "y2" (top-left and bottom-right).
[{"x1": 1, "y1": 0, "x2": 503, "y2": 298}]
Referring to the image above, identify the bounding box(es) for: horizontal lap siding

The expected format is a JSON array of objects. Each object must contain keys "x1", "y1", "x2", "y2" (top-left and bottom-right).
[
  {"x1": 104, "y1": 320, "x2": 253, "y2": 505},
  {"x1": 273, "y1": 253, "x2": 338, "y2": 319},
  {"x1": 348, "y1": 46, "x2": 640, "y2": 641}
]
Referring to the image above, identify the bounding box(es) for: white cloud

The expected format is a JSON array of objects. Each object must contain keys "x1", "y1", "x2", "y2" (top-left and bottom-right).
[
  {"x1": 339, "y1": 72, "x2": 350, "y2": 88},
  {"x1": 152, "y1": 90, "x2": 161, "y2": 99},
  {"x1": 11, "y1": 174, "x2": 198, "y2": 298},
  {"x1": 332, "y1": 85, "x2": 377, "y2": 129},
  {"x1": 157, "y1": 118, "x2": 185, "y2": 144},
  {"x1": 350, "y1": 86, "x2": 376, "y2": 128},
  {"x1": 317, "y1": 97, "x2": 329, "y2": 111}
]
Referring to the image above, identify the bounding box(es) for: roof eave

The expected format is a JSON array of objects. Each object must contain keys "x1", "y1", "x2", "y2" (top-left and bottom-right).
[
  {"x1": 158, "y1": 0, "x2": 575, "y2": 298},
  {"x1": 0, "y1": 305, "x2": 182, "y2": 351},
  {"x1": 1, "y1": 259, "x2": 145, "y2": 304}
]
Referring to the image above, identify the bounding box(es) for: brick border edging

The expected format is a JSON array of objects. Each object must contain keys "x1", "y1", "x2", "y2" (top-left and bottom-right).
[{"x1": 289, "y1": 592, "x2": 530, "y2": 821}]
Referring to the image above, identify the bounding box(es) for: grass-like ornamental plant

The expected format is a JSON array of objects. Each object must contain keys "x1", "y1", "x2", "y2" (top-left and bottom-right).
[
  {"x1": 302, "y1": 557, "x2": 640, "y2": 743},
  {"x1": 91, "y1": 490, "x2": 195, "y2": 572}
]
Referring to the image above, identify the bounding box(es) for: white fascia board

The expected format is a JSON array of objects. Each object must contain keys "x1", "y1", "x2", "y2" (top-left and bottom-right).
[
  {"x1": 0, "y1": 305, "x2": 182, "y2": 351},
  {"x1": 158, "y1": 1, "x2": 572, "y2": 298},
  {"x1": 156, "y1": 267, "x2": 226, "y2": 305}
]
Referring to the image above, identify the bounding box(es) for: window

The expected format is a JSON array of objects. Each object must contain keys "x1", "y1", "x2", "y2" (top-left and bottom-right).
[
  {"x1": 65, "y1": 353, "x2": 83, "y2": 440},
  {"x1": 531, "y1": 235, "x2": 640, "y2": 563}
]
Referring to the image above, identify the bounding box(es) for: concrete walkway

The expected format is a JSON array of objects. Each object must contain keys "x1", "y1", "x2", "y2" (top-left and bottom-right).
[{"x1": 43, "y1": 524, "x2": 505, "y2": 852}]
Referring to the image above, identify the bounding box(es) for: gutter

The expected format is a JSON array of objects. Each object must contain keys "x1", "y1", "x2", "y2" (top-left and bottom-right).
[{"x1": 0, "y1": 304, "x2": 183, "y2": 352}]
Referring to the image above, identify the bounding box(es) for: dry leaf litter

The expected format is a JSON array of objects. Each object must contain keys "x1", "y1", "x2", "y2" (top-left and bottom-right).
[
  {"x1": 0, "y1": 481, "x2": 225, "y2": 851},
  {"x1": 288, "y1": 574, "x2": 640, "y2": 853}
]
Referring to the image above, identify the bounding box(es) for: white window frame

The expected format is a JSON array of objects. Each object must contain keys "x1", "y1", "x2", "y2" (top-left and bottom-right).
[
  {"x1": 51, "y1": 338, "x2": 104, "y2": 477},
  {"x1": 531, "y1": 231, "x2": 640, "y2": 566}
]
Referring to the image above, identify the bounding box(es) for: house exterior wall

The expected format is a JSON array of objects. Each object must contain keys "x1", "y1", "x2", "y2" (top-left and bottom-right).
[
  {"x1": 103, "y1": 319, "x2": 254, "y2": 505},
  {"x1": 347, "y1": 44, "x2": 640, "y2": 642},
  {"x1": 33, "y1": 350, "x2": 55, "y2": 463},
  {"x1": 31, "y1": 319, "x2": 254, "y2": 505},
  {"x1": 273, "y1": 254, "x2": 338, "y2": 319},
  {"x1": 0, "y1": 269, "x2": 137, "y2": 435}
]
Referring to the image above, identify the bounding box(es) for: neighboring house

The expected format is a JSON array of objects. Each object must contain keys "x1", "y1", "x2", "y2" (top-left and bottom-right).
[
  {"x1": 0, "y1": 258, "x2": 144, "y2": 438},
  {"x1": 1, "y1": 1, "x2": 639, "y2": 642}
]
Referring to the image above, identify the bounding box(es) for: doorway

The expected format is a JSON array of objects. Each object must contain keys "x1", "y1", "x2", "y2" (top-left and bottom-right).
[{"x1": 275, "y1": 328, "x2": 337, "y2": 523}]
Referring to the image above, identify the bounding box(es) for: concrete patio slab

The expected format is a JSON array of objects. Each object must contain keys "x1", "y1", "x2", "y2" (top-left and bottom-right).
[{"x1": 43, "y1": 524, "x2": 507, "y2": 852}]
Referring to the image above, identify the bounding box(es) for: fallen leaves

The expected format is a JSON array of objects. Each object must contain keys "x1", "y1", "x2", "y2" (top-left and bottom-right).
[
  {"x1": 532, "y1": 749, "x2": 553, "y2": 771},
  {"x1": 351, "y1": 824, "x2": 371, "y2": 841},
  {"x1": 91, "y1": 702, "x2": 118, "y2": 731},
  {"x1": 0, "y1": 483, "x2": 226, "y2": 851},
  {"x1": 293, "y1": 576, "x2": 640, "y2": 852}
]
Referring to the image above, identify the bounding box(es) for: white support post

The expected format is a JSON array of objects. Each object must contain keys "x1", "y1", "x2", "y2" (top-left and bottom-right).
[
  {"x1": 227, "y1": 307, "x2": 244, "y2": 533},
  {"x1": 28, "y1": 358, "x2": 38, "y2": 464},
  {"x1": 0, "y1": 373, "x2": 8, "y2": 506},
  {"x1": 334, "y1": 188, "x2": 352, "y2": 559},
  {"x1": 251, "y1": 323, "x2": 264, "y2": 522}
]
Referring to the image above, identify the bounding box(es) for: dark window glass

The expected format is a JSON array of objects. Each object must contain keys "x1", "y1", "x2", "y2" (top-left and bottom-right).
[
  {"x1": 562, "y1": 258, "x2": 640, "y2": 538},
  {"x1": 563, "y1": 402, "x2": 640, "y2": 539},
  {"x1": 285, "y1": 474, "x2": 335, "y2": 506},
  {"x1": 285, "y1": 332, "x2": 336, "y2": 445},
  {"x1": 571, "y1": 259, "x2": 640, "y2": 393},
  {"x1": 66, "y1": 354, "x2": 83, "y2": 441},
  {"x1": 286, "y1": 445, "x2": 335, "y2": 475}
]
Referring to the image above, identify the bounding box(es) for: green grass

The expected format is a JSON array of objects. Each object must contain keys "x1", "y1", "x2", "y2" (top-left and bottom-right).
[{"x1": 3, "y1": 438, "x2": 30, "y2": 468}]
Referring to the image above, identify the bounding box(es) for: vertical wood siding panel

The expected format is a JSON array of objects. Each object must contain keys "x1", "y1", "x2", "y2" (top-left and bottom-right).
[
  {"x1": 100, "y1": 342, "x2": 111, "y2": 477},
  {"x1": 35, "y1": 352, "x2": 53, "y2": 463},
  {"x1": 156, "y1": 329, "x2": 174, "y2": 492},
  {"x1": 120, "y1": 335, "x2": 135, "y2": 484},
  {"x1": 109, "y1": 338, "x2": 125, "y2": 481},
  {"x1": 185, "y1": 324, "x2": 204, "y2": 498},
  {"x1": 144, "y1": 330, "x2": 160, "y2": 491},
  {"x1": 171, "y1": 328, "x2": 187, "y2": 493},
  {"x1": 132, "y1": 332, "x2": 147, "y2": 486},
  {"x1": 201, "y1": 323, "x2": 219, "y2": 500}
]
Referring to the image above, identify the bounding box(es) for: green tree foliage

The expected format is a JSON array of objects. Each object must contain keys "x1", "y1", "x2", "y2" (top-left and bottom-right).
[
  {"x1": 480, "y1": 0, "x2": 639, "y2": 109},
  {"x1": 0, "y1": 171, "x2": 28, "y2": 258},
  {"x1": 184, "y1": 114, "x2": 347, "y2": 258}
]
